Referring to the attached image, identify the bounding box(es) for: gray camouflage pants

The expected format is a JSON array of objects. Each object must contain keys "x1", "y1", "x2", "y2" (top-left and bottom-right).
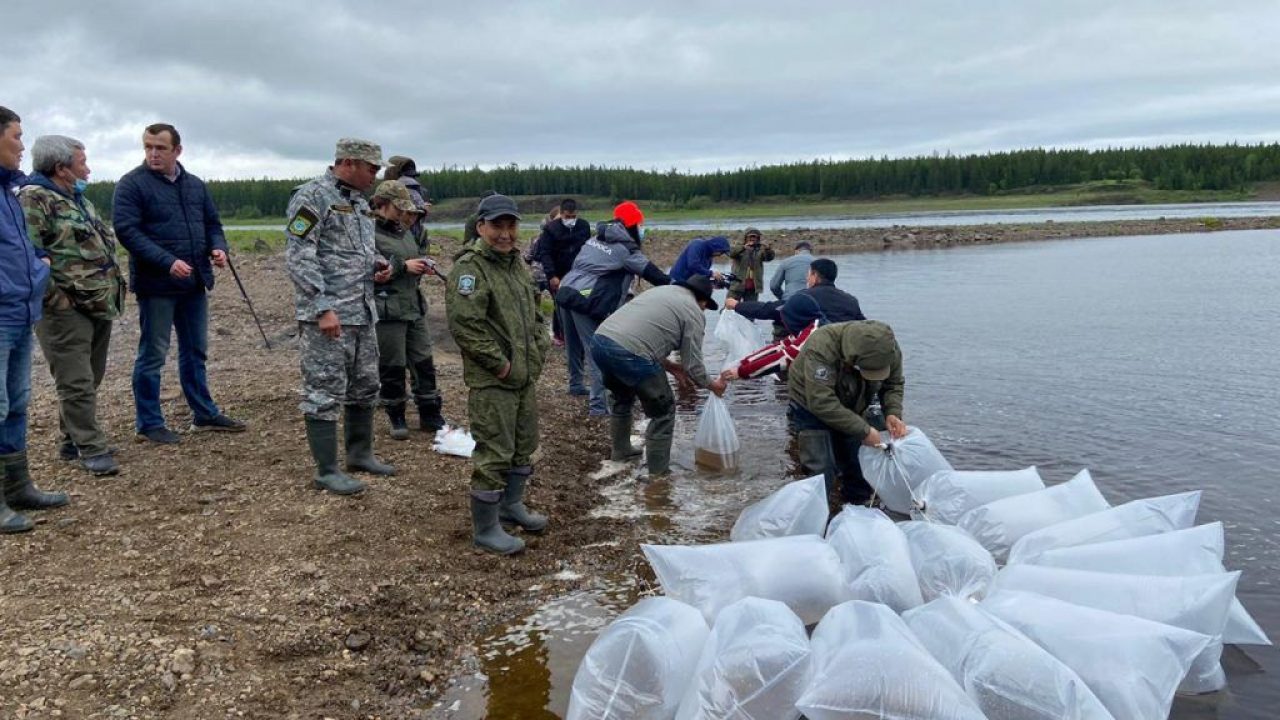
[{"x1": 298, "y1": 322, "x2": 379, "y2": 421}]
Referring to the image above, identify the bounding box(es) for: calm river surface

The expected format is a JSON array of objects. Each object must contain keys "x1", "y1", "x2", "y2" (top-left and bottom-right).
[{"x1": 434, "y1": 229, "x2": 1280, "y2": 719}]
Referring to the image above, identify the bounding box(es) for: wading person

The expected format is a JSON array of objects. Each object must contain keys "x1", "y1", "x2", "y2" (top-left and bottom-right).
[
  {"x1": 370, "y1": 180, "x2": 446, "y2": 439},
  {"x1": 669, "y1": 235, "x2": 730, "y2": 286},
  {"x1": 0, "y1": 106, "x2": 67, "y2": 534},
  {"x1": 727, "y1": 227, "x2": 775, "y2": 302},
  {"x1": 286, "y1": 139, "x2": 395, "y2": 496},
  {"x1": 446, "y1": 194, "x2": 550, "y2": 555},
  {"x1": 787, "y1": 320, "x2": 908, "y2": 509},
  {"x1": 592, "y1": 275, "x2": 728, "y2": 478},
  {"x1": 18, "y1": 136, "x2": 126, "y2": 476},
  {"x1": 113, "y1": 123, "x2": 245, "y2": 444},
  {"x1": 533, "y1": 198, "x2": 591, "y2": 353},
  {"x1": 769, "y1": 241, "x2": 813, "y2": 301},
  {"x1": 725, "y1": 258, "x2": 864, "y2": 336}
]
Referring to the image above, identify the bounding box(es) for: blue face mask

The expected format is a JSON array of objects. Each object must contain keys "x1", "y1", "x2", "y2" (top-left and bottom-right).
[{"x1": 74, "y1": 179, "x2": 88, "y2": 193}]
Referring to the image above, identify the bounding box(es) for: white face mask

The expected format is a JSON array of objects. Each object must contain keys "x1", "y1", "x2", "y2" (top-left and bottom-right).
[
  {"x1": 561, "y1": 217, "x2": 577, "y2": 228},
  {"x1": 637, "y1": 225, "x2": 646, "y2": 241}
]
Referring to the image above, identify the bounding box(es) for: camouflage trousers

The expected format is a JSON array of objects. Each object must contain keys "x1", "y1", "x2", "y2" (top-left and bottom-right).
[
  {"x1": 468, "y1": 383, "x2": 538, "y2": 492},
  {"x1": 298, "y1": 322, "x2": 379, "y2": 421},
  {"x1": 375, "y1": 316, "x2": 439, "y2": 405}
]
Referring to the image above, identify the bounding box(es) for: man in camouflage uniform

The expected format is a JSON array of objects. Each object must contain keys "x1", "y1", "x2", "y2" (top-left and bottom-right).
[
  {"x1": 446, "y1": 194, "x2": 550, "y2": 555},
  {"x1": 727, "y1": 227, "x2": 775, "y2": 302},
  {"x1": 285, "y1": 138, "x2": 395, "y2": 496},
  {"x1": 19, "y1": 136, "x2": 126, "y2": 476}
]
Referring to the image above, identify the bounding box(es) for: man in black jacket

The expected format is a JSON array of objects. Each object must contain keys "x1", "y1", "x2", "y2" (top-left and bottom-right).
[
  {"x1": 725, "y1": 258, "x2": 864, "y2": 334},
  {"x1": 534, "y1": 198, "x2": 590, "y2": 348},
  {"x1": 113, "y1": 124, "x2": 245, "y2": 444}
]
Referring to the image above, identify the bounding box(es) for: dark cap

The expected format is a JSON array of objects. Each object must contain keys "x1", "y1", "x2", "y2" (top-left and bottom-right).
[
  {"x1": 842, "y1": 322, "x2": 897, "y2": 381},
  {"x1": 476, "y1": 194, "x2": 521, "y2": 221},
  {"x1": 386, "y1": 155, "x2": 418, "y2": 178},
  {"x1": 794, "y1": 241, "x2": 813, "y2": 251},
  {"x1": 675, "y1": 274, "x2": 718, "y2": 311},
  {"x1": 743, "y1": 227, "x2": 763, "y2": 239}
]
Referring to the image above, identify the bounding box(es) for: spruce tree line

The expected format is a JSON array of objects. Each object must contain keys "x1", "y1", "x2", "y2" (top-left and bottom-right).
[{"x1": 84, "y1": 143, "x2": 1280, "y2": 219}]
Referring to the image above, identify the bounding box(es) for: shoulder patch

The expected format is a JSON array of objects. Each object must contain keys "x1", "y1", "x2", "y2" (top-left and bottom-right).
[
  {"x1": 287, "y1": 206, "x2": 319, "y2": 239},
  {"x1": 457, "y1": 274, "x2": 477, "y2": 296},
  {"x1": 812, "y1": 364, "x2": 832, "y2": 383}
]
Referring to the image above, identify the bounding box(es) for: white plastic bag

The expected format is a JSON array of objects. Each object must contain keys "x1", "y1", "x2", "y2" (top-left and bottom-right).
[
  {"x1": 982, "y1": 590, "x2": 1211, "y2": 720},
  {"x1": 1006, "y1": 490, "x2": 1201, "y2": 564},
  {"x1": 730, "y1": 475, "x2": 828, "y2": 542},
  {"x1": 903, "y1": 597, "x2": 1115, "y2": 720},
  {"x1": 567, "y1": 597, "x2": 710, "y2": 720},
  {"x1": 824, "y1": 505, "x2": 923, "y2": 612},
  {"x1": 694, "y1": 395, "x2": 740, "y2": 471},
  {"x1": 797, "y1": 600, "x2": 987, "y2": 720},
  {"x1": 1025, "y1": 523, "x2": 1271, "y2": 645},
  {"x1": 431, "y1": 425, "x2": 475, "y2": 457},
  {"x1": 989, "y1": 565, "x2": 1239, "y2": 693},
  {"x1": 714, "y1": 309, "x2": 762, "y2": 373},
  {"x1": 642, "y1": 535, "x2": 847, "y2": 625},
  {"x1": 857, "y1": 426, "x2": 953, "y2": 514},
  {"x1": 914, "y1": 466, "x2": 1044, "y2": 524},
  {"x1": 957, "y1": 469, "x2": 1110, "y2": 561},
  {"x1": 674, "y1": 597, "x2": 810, "y2": 720},
  {"x1": 900, "y1": 521, "x2": 997, "y2": 602}
]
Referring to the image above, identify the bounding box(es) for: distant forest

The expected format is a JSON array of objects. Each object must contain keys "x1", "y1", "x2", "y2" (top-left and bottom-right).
[{"x1": 84, "y1": 143, "x2": 1280, "y2": 220}]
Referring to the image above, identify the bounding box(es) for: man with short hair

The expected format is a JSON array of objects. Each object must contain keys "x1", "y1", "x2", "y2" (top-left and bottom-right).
[
  {"x1": 534, "y1": 198, "x2": 591, "y2": 381},
  {"x1": 0, "y1": 106, "x2": 68, "y2": 534},
  {"x1": 770, "y1": 241, "x2": 813, "y2": 301},
  {"x1": 113, "y1": 123, "x2": 245, "y2": 444},
  {"x1": 727, "y1": 227, "x2": 775, "y2": 302},
  {"x1": 447, "y1": 194, "x2": 551, "y2": 555},
  {"x1": 726, "y1": 257, "x2": 864, "y2": 336},
  {"x1": 19, "y1": 135, "x2": 126, "y2": 476},
  {"x1": 286, "y1": 139, "x2": 396, "y2": 496}
]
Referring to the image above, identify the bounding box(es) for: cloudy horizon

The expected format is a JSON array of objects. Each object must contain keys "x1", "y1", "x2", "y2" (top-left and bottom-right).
[{"x1": 5, "y1": 0, "x2": 1279, "y2": 182}]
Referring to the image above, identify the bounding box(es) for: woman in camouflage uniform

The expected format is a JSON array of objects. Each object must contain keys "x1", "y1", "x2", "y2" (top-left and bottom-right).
[{"x1": 370, "y1": 181, "x2": 446, "y2": 439}]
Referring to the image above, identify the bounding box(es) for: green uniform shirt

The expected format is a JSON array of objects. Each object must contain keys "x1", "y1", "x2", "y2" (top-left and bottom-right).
[
  {"x1": 373, "y1": 218, "x2": 428, "y2": 321},
  {"x1": 789, "y1": 320, "x2": 905, "y2": 439}
]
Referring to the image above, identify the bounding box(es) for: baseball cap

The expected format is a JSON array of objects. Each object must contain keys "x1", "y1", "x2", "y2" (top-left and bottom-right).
[
  {"x1": 386, "y1": 155, "x2": 418, "y2": 177},
  {"x1": 744, "y1": 227, "x2": 763, "y2": 239},
  {"x1": 373, "y1": 181, "x2": 421, "y2": 214},
  {"x1": 335, "y1": 138, "x2": 382, "y2": 166},
  {"x1": 476, "y1": 194, "x2": 522, "y2": 221}
]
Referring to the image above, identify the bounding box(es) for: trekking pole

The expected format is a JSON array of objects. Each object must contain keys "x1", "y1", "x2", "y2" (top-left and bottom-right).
[{"x1": 225, "y1": 254, "x2": 272, "y2": 349}]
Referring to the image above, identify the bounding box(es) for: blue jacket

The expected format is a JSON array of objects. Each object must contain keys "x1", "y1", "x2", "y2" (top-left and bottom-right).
[
  {"x1": 113, "y1": 163, "x2": 228, "y2": 296},
  {"x1": 669, "y1": 236, "x2": 730, "y2": 284},
  {"x1": 734, "y1": 281, "x2": 865, "y2": 334},
  {"x1": 0, "y1": 167, "x2": 49, "y2": 326}
]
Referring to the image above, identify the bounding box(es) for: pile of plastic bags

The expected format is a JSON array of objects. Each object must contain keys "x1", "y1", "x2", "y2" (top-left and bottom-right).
[{"x1": 567, "y1": 427, "x2": 1270, "y2": 719}]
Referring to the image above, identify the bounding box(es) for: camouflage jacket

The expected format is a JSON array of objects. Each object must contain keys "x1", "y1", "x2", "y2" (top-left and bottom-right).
[
  {"x1": 18, "y1": 175, "x2": 125, "y2": 319},
  {"x1": 373, "y1": 217, "x2": 427, "y2": 321},
  {"x1": 788, "y1": 320, "x2": 905, "y2": 439},
  {"x1": 728, "y1": 241, "x2": 776, "y2": 295},
  {"x1": 285, "y1": 169, "x2": 379, "y2": 325},
  {"x1": 445, "y1": 239, "x2": 549, "y2": 390}
]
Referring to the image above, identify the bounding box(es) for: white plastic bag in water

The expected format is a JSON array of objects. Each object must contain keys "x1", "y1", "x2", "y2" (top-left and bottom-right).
[
  {"x1": 731, "y1": 475, "x2": 828, "y2": 542},
  {"x1": 857, "y1": 426, "x2": 953, "y2": 514},
  {"x1": 567, "y1": 597, "x2": 709, "y2": 720},
  {"x1": 824, "y1": 505, "x2": 924, "y2": 612},
  {"x1": 1024, "y1": 523, "x2": 1271, "y2": 645},
  {"x1": 1006, "y1": 490, "x2": 1201, "y2": 564},
  {"x1": 694, "y1": 395, "x2": 740, "y2": 471},
  {"x1": 431, "y1": 425, "x2": 475, "y2": 457},
  {"x1": 900, "y1": 521, "x2": 997, "y2": 602},
  {"x1": 714, "y1": 309, "x2": 762, "y2": 373},
  {"x1": 989, "y1": 565, "x2": 1239, "y2": 693},
  {"x1": 914, "y1": 466, "x2": 1045, "y2": 524},
  {"x1": 797, "y1": 600, "x2": 987, "y2": 720},
  {"x1": 983, "y1": 590, "x2": 1211, "y2": 720},
  {"x1": 642, "y1": 535, "x2": 847, "y2": 625},
  {"x1": 903, "y1": 597, "x2": 1115, "y2": 720},
  {"x1": 957, "y1": 469, "x2": 1110, "y2": 561},
  {"x1": 674, "y1": 597, "x2": 811, "y2": 720}
]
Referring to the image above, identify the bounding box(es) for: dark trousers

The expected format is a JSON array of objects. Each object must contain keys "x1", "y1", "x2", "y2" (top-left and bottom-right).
[
  {"x1": 592, "y1": 335, "x2": 675, "y2": 475},
  {"x1": 790, "y1": 402, "x2": 873, "y2": 506},
  {"x1": 36, "y1": 308, "x2": 113, "y2": 456}
]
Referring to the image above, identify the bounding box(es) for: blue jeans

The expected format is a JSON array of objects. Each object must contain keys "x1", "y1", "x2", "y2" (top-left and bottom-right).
[
  {"x1": 591, "y1": 334, "x2": 663, "y2": 387},
  {"x1": 133, "y1": 293, "x2": 221, "y2": 432},
  {"x1": 564, "y1": 310, "x2": 606, "y2": 413},
  {"x1": 0, "y1": 324, "x2": 34, "y2": 454}
]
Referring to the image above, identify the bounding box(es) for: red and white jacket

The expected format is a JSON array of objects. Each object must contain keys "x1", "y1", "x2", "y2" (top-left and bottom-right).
[{"x1": 734, "y1": 321, "x2": 818, "y2": 379}]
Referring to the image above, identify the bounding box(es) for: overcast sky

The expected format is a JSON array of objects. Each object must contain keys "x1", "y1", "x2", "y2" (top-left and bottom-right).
[{"x1": 6, "y1": 0, "x2": 1278, "y2": 181}]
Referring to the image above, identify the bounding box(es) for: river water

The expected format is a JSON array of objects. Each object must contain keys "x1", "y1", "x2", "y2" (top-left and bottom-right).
[{"x1": 431, "y1": 229, "x2": 1280, "y2": 719}]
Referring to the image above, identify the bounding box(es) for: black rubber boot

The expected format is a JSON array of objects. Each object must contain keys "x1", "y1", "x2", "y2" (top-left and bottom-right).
[
  {"x1": 471, "y1": 491, "x2": 525, "y2": 555},
  {"x1": 0, "y1": 464, "x2": 33, "y2": 533},
  {"x1": 1, "y1": 451, "x2": 69, "y2": 511},
  {"x1": 305, "y1": 417, "x2": 366, "y2": 495},
  {"x1": 499, "y1": 466, "x2": 548, "y2": 533},
  {"x1": 58, "y1": 436, "x2": 78, "y2": 462},
  {"x1": 609, "y1": 414, "x2": 642, "y2": 462},
  {"x1": 386, "y1": 404, "x2": 410, "y2": 441},
  {"x1": 416, "y1": 398, "x2": 447, "y2": 433},
  {"x1": 344, "y1": 405, "x2": 395, "y2": 476}
]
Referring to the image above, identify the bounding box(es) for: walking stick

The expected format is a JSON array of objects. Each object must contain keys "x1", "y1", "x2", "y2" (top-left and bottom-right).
[{"x1": 225, "y1": 255, "x2": 272, "y2": 349}]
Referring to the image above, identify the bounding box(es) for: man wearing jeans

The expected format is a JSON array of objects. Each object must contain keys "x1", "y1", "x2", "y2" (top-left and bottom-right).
[{"x1": 113, "y1": 124, "x2": 244, "y2": 443}]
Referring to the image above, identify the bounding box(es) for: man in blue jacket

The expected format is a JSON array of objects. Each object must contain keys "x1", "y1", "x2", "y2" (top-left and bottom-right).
[
  {"x1": 725, "y1": 258, "x2": 864, "y2": 334},
  {"x1": 0, "y1": 106, "x2": 69, "y2": 534},
  {"x1": 669, "y1": 235, "x2": 730, "y2": 285},
  {"x1": 113, "y1": 124, "x2": 245, "y2": 444}
]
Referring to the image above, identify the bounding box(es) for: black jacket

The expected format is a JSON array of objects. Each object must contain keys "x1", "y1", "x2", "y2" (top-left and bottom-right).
[
  {"x1": 534, "y1": 217, "x2": 591, "y2": 280},
  {"x1": 734, "y1": 281, "x2": 865, "y2": 334}
]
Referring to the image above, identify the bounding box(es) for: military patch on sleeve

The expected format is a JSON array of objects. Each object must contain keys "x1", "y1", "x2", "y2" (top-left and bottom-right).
[
  {"x1": 287, "y1": 206, "x2": 319, "y2": 239},
  {"x1": 457, "y1": 274, "x2": 477, "y2": 296},
  {"x1": 813, "y1": 364, "x2": 832, "y2": 383}
]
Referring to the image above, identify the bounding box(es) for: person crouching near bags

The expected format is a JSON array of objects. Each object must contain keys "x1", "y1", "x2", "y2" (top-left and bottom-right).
[
  {"x1": 446, "y1": 194, "x2": 551, "y2": 555},
  {"x1": 369, "y1": 181, "x2": 447, "y2": 440}
]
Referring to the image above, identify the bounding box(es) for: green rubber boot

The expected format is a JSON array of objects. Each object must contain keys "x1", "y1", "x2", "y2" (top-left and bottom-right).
[
  {"x1": 609, "y1": 414, "x2": 642, "y2": 462},
  {"x1": 0, "y1": 463, "x2": 33, "y2": 534},
  {"x1": 344, "y1": 405, "x2": 395, "y2": 476},
  {"x1": 471, "y1": 491, "x2": 525, "y2": 555},
  {"x1": 499, "y1": 467, "x2": 548, "y2": 533},
  {"x1": 386, "y1": 404, "x2": 410, "y2": 441},
  {"x1": 305, "y1": 417, "x2": 366, "y2": 495}
]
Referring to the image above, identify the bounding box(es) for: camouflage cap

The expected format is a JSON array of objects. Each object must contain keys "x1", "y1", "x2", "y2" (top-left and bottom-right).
[
  {"x1": 335, "y1": 138, "x2": 382, "y2": 166},
  {"x1": 373, "y1": 180, "x2": 422, "y2": 214},
  {"x1": 743, "y1": 226, "x2": 763, "y2": 239},
  {"x1": 842, "y1": 321, "x2": 897, "y2": 382}
]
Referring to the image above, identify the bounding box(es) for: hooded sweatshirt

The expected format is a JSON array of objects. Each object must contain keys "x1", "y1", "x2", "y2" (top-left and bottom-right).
[
  {"x1": 669, "y1": 235, "x2": 731, "y2": 284},
  {"x1": 555, "y1": 220, "x2": 670, "y2": 321}
]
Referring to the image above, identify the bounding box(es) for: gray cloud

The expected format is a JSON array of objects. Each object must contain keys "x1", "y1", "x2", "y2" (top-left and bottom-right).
[{"x1": 5, "y1": 0, "x2": 1278, "y2": 182}]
